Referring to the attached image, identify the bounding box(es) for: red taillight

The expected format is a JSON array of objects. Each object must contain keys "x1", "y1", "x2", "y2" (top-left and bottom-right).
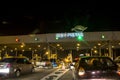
[
  {"x1": 6, "y1": 63, "x2": 11, "y2": 68},
  {"x1": 117, "y1": 70, "x2": 120, "y2": 75}
]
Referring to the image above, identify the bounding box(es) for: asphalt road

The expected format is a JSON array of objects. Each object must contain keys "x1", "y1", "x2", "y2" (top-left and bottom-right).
[
  {"x1": 1, "y1": 68, "x2": 73, "y2": 80},
  {"x1": 3, "y1": 68, "x2": 57, "y2": 80},
  {"x1": 58, "y1": 70, "x2": 73, "y2": 80}
]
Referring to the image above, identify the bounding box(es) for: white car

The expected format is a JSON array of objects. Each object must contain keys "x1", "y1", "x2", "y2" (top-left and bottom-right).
[{"x1": 0, "y1": 57, "x2": 35, "y2": 78}]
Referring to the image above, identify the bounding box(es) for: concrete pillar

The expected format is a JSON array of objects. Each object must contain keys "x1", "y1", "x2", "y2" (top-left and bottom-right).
[
  {"x1": 90, "y1": 49, "x2": 93, "y2": 56},
  {"x1": 99, "y1": 47, "x2": 101, "y2": 56},
  {"x1": 47, "y1": 44, "x2": 51, "y2": 59},
  {"x1": 69, "y1": 50, "x2": 73, "y2": 62},
  {"x1": 55, "y1": 49, "x2": 57, "y2": 59},
  {"x1": 32, "y1": 51, "x2": 34, "y2": 60},
  {"x1": 108, "y1": 41, "x2": 113, "y2": 59}
]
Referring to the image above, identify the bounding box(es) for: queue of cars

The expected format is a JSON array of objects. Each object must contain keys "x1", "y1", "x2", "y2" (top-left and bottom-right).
[
  {"x1": 72, "y1": 56, "x2": 120, "y2": 80},
  {"x1": 0, "y1": 56, "x2": 58, "y2": 79},
  {"x1": 1, "y1": 55, "x2": 120, "y2": 80}
]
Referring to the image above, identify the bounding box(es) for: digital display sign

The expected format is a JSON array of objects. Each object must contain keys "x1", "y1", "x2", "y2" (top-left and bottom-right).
[{"x1": 56, "y1": 32, "x2": 84, "y2": 39}]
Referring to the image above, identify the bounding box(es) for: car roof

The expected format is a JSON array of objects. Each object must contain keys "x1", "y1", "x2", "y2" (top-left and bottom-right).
[
  {"x1": 3, "y1": 57, "x2": 28, "y2": 59},
  {"x1": 80, "y1": 56, "x2": 110, "y2": 59},
  {"x1": 3, "y1": 56, "x2": 28, "y2": 58}
]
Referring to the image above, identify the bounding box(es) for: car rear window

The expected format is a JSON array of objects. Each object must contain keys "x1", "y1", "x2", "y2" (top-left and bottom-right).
[
  {"x1": 79, "y1": 57, "x2": 116, "y2": 69},
  {"x1": 0, "y1": 58, "x2": 17, "y2": 63}
]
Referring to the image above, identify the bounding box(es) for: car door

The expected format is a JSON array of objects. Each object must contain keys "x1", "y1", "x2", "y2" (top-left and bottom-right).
[
  {"x1": 16, "y1": 58, "x2": 27, "y2": 74},
  {"x1": 23, "y1": 58, "x2": 33, "y2": 73}
]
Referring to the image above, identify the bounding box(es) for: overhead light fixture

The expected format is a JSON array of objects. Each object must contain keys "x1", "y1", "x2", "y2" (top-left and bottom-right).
[
  {"x1": 35, "y1": 37, "x2": 39, "y2": 41},
  {"x1": 77, "y1": 43, "x2": 80, "y2": 46},
  {"x1": 38, "y1": 45, "x2": 40, "y2": 47},
  {"x1": 57, "y1": 44, "x2": 60, "y2": 46},
  {"x1": 98, "y1": 43, "x2": 101, "y2": 46}
]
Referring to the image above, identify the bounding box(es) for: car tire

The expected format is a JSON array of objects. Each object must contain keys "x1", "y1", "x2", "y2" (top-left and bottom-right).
[{"x1": 15, "y1": 70, "x2": 21, "y2": 77}]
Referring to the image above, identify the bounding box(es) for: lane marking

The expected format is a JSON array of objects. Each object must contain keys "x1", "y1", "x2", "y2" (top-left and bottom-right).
[{"x1": 40, "y1": 69, "x2": 69, "y2": 80}]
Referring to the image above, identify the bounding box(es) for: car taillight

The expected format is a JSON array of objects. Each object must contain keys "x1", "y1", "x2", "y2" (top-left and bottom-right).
[
  {"x1": 45, "y1": 62, "x2": 48, "y2": 64},
  {"x1": 117, "y1": 70, "x2": 120, "y2": 75},
  {"x1": 6, "y1": 63, "x2": 11, "y2": 68},
  {"x1": 78, "y1": 67, "x2": 85, "y2": 76}
]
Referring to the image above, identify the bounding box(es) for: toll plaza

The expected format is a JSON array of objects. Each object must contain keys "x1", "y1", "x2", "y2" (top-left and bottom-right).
[{"x1": 0, "y1": 31, "x2": 120, "y2": 61}]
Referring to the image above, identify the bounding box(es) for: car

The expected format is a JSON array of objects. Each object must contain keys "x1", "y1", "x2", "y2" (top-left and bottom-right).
[
  {"x1": 0, "y1": 57, "x2": 35, "y2": 78},
  {"x1": 72, "y1": 56, "x2": 120, "y2": 80},
  {"x1": 32, "y1": 58, "x2": 53, "y2": 68}
]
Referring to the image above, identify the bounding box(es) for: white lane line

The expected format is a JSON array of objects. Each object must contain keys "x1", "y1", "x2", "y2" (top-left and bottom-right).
[
  {"x1": 40, "y1": 69, "x2": 69, "y2": 80},
  {"x1": 55, "y1": 69, "x2": 69, "y2": 80}
]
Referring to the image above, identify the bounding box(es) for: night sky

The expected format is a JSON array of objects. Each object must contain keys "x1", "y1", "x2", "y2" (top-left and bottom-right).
[{"x1": 0, "y1": 3, "x2": 119, "y2": 36}]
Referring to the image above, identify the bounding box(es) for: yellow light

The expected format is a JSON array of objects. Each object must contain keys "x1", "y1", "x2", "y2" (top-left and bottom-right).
[
  {"x1": 98, "y1": 43, "x2": 101, "y2": 46},
  {"x1": 77, "y1": 43, "x2": 80, "y2": 46},
  {"x1": 65, "y1": 59, "x2": 69, "y2": 62},
  {"x1": 46, "y1": 51, "x2": 49, "y2": 55},
  {"x1": 38, "y1": 45, "x2": 40, "y2": 47},
  {"x1": 21, "y1": 45, "x2": 24, "y2": 48},
  {"x1": 78, "y1": 67, "x2": 85, "y2": 76},
  {"x1": 94, "y1": 50, "x2": 98, "y2": 53},
  {"x1": 57, "y1": 44, "x2": 60, "y2": 46}
]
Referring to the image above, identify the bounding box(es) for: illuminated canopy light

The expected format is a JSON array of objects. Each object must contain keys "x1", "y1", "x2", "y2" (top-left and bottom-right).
[
  {"x1": 101, "y1": 34, "x2": 105, "y2": 39},
  {"x1": 77, "y1": 43, "x2": 80, "y2": 46},
  {"x1": 56, "y1": 37, "x2": 59, "y2": 40},
  {"x1": 35, "y1": 37, "x2": 38, "y2": 41}
]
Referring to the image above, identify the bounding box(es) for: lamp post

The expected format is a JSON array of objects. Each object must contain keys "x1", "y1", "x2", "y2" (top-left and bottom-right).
[
  {"x1": 15, "y1": 48, "x2": 17, "y2": 56},
  {"x1": 46, "y1": 34, "x2": 51, "y2": 59},
  {"x1": 108, "y1": 41, "x2": 113, "y2": 59}
]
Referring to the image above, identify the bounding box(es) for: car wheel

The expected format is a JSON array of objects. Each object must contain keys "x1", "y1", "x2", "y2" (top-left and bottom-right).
[{"x1": 15, "y1": 70, "x2": 21, "y2": 77}]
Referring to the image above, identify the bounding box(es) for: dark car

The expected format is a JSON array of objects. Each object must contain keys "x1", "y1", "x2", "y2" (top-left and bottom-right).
[
  {"x1": 72, "y1": 56, "x2": 120, "y2": 80},
  {"x1": 0, "y1": 57, "x2": 35, "y2": 78}
]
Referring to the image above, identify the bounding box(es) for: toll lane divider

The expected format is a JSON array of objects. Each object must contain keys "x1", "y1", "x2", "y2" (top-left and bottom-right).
[{"x1": 40, "y1": 69, "x2": 69, "y2": 80}]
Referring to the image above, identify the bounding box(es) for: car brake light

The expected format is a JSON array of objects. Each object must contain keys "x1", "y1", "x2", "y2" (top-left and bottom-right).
[
  {"x1": 6, "y1": 63, "x2": 11, "y2": 68},
  {"x1": 78, "y1": 67, "x2": 85, "y2": 76},
  {"x1": 117, "y1": 70, "x2": 120, "y2": 75}
]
